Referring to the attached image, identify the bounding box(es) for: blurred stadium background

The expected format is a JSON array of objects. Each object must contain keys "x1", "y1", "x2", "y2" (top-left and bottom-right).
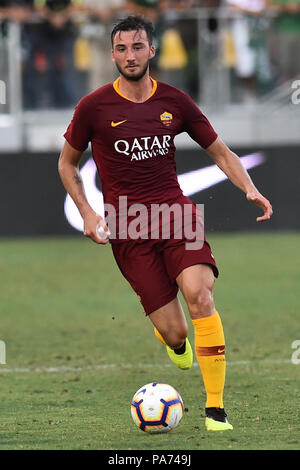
[{"x1": 0, "y1": 0, "x2": 299, "y2": 451}]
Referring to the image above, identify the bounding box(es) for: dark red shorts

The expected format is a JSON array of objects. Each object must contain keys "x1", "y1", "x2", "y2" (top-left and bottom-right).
[{"x1": 111, "y1": 237, "x2": 219, "y2": 316}]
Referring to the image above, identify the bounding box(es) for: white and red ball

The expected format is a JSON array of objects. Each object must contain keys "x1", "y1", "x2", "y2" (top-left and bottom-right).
[{"x1": 131, "y1": 382, "x2": 184, "y2": 433}]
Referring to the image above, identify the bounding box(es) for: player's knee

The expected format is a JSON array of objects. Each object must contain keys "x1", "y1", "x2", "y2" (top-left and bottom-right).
[
  {"x1": 162, "y1": 326, "x2": 188, "y2": 349},
  {"x1": 186, "y1": 286, "x2": 215, "y2": 318},
  {"x1": 168, "y1": 336, "x2": 187, "y2": 350}
]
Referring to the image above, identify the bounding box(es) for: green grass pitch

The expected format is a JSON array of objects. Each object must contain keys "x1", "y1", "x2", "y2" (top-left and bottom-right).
[{"x1": 0, "y1": 233, "x2": 299, "y2": 450}]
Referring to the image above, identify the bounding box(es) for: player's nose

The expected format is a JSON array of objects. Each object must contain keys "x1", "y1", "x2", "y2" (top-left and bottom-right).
[{"x1": 126, "y1": 48, "x2": 136, "y2": 61}]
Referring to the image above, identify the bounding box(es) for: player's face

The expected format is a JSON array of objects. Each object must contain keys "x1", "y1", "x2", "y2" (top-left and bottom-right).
[{"x1": 112, "y1": 29, "x2": 155, "y2": 81}]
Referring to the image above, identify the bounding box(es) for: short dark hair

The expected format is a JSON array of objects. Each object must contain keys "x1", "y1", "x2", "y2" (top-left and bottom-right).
[{"x1": 111, "y1": 15, "x2": 154, "y2": 47}]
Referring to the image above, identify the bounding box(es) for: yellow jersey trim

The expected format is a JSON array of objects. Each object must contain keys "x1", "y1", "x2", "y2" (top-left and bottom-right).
[{"x1": 113, "y1": 77, "x2": 157, "y2": 103}]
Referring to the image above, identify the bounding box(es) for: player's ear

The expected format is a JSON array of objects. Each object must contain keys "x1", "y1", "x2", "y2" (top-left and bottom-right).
[{"x1": 150, "y1": 45, "x2": 156, "y2": 60}]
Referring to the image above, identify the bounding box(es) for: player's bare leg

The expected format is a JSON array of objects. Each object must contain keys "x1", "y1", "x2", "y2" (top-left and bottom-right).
[
  {"x1": 149, "y1": 297, "x2": 193, "y2": 370},
  {"x1": 176, "y1": 264, "x2": 233, "y2": 431}
]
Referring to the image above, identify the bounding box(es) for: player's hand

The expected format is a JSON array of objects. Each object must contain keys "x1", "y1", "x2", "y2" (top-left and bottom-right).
[
  {"x1": 246, "y1": 191, "x2": 273, "y2": 222},
  {"x1": 83, "y1": 211, "x2": 110, "y2": 245}
]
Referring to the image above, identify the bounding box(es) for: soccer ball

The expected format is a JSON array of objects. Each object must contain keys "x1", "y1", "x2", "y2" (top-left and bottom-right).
[{"x1": 131, "y1": 382, "x2": 184, "y2": 433}]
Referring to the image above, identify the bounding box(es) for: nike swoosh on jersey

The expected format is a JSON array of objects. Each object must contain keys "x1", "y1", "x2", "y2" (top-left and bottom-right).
[
  {"x1": 111, "y1": 120, "x2": 127, "y2": 127},
  {"x1": 64, "y1": 152, "x2": 265, "y2": 232}
]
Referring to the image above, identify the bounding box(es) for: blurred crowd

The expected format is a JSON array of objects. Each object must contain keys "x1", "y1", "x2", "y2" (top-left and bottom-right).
[{"x1": 0, "y1": 0, "x2": 300, "y2": 109}]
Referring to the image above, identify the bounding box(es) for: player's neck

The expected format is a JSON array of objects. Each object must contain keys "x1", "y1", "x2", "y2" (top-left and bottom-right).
[{"x1": 118, "y1": 73, "x2": 154, "y2": 103}]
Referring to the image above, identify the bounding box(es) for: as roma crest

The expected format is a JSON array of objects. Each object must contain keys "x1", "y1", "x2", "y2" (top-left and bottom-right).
[{"x1": 160, "y1": 111, "x2": 173, "y2": 126}]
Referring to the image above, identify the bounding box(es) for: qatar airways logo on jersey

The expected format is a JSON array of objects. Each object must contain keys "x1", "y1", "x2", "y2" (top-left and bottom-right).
[
  {"x1": 64, "y1": 152, "x2": 266, "y2": 245},
  {"x1": 114, "y1": 135, "x2": 172, "y2": 161}
]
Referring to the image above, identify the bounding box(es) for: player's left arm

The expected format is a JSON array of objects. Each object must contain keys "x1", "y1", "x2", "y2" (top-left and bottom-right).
[{"x1": 205, "y1": 137, "x2": 273, "y2": 222}]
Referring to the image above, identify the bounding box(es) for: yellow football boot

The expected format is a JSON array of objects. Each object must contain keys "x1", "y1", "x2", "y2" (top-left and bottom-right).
[
  {"x1": 205, "y1": 408, "x2": 233, "y2": 431},
  {"x1": 154, "y1": 327, "x2": 193, "y2": 370},
  {"x1": 166, "y1": 339, "x2": 193, "y2": 370}
]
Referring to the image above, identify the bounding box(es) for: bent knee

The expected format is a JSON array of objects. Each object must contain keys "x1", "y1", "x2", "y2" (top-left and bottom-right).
[
  {"x1": 161, "y1": 326, "x2": 188, "y2": 350},
  {"x1": 185, "y1": 287, "x2": 215, "y2": 318}
]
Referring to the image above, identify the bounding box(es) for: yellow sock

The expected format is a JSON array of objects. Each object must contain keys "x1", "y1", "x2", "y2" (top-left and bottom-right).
[
  {"x1": 154, "y1": 327, "x2": 167, "y2": 345},
  {"x1": 192, "y1": 312, "x2": 226, "y2": 408}
]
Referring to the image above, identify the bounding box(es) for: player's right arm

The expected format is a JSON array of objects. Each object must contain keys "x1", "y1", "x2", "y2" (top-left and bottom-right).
[{"x1": 58, "y1": 140, "x2": 108, "y2": 244}]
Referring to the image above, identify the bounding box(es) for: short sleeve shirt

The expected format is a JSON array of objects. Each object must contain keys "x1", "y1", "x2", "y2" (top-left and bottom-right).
[{"x1": 64, "y1": 78, "x2": 218, "y2": 211}]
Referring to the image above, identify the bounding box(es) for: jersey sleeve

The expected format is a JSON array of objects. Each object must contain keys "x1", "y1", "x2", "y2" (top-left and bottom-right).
[
  {"x1": 64, "y1": 97, "x2": 93, "y2": 152},
  {"x1": 178, "y1": 91, "x2": 218, "y2": 149}
]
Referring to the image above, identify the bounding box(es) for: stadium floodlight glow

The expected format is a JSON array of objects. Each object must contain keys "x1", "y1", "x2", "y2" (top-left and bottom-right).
[{"x1": 64, "y1": 152, "x2": 266, "y2": 232}]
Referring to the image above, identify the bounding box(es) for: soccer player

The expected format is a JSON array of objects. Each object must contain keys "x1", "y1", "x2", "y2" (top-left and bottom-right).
[{"x1": 58, "y1": 15, "x2": 273, "y2": 432}]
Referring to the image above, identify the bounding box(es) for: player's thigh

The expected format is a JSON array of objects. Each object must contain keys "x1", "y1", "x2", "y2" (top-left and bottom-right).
[
  {"x1": 176, "y1": 263, "x2": 215, "y2": 297},
  {"x1": 111, "y1": 240, "x2": 178, "y2": 316},
  {"x1": 161, "y1": 237, "x2": 218, "y2": 283},
  {"x1": 176, "y1": 264, "x2": 216, "y2": 317},
  {"x1": 159, "y1": 236, "x2": 218, "y2": 317}
]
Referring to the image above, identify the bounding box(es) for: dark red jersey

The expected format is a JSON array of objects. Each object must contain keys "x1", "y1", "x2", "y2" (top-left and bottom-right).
[{"x1": 64, "y1": 78, "x2": 218, "y2": 215}]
